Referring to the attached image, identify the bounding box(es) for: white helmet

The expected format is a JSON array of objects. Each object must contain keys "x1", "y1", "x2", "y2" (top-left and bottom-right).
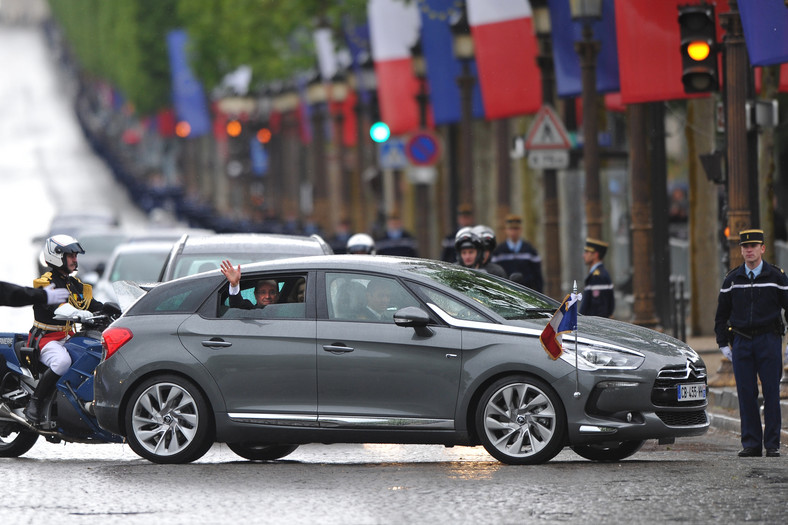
[
  {"x1": 346, "y1": 233, "x2": 376, "y2": 254},
  {"x1": 43, "y1": 234, "x2": 85, "y2": 270}
]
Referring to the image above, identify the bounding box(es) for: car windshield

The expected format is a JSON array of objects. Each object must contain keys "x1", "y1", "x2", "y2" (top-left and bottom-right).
[
  {"x1": 80, "y1": 233, "x2": 127, "y2": 256},
  {"x1": 110, "y1": 251, "x2": 170, "y2": 283},
  {"x1": 406, "y1": 261, "x2": 559, "y2": 321}
]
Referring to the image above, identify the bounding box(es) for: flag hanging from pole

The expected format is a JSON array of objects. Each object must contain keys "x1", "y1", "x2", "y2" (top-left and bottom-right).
[{"x1": 540, "y1": 292, "x2": 581, "y2": 360}]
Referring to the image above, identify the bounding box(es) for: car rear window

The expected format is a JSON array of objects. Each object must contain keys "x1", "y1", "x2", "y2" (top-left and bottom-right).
[{"x1": 127, "y1": 277, "x2": 216, "y2": 315}]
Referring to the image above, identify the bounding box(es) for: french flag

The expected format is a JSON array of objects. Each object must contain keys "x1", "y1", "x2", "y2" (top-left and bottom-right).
[
  {"x1": 368, "y1": 0, "x2": 421, "y2": 135},
  {"x1": 540, "y1": 293, "x2": 581, "y2": 360},
  {"x1": 466, "y1": 0, "x2": 542, "y2": 119}
]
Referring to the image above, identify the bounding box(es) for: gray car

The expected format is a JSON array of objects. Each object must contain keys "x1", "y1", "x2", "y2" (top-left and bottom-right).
[{"x1": 94, "y1": 256, "x2": 709, "y2": 465}]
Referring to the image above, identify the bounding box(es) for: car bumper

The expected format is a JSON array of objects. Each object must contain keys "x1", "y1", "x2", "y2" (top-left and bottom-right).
[{"x1": 93, "y1": 353, "x2": 134, "y2": 436}]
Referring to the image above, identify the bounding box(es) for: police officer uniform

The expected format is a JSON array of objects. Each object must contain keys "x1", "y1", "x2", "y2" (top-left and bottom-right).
[
  {"x1": 714, "y1": 229, "x2": 787, "y2": 457},
  {"x1": 491, "y1": 214, "x2": 543, "y2": 292},
  {"x1": 0, "y1": 281, "x2": 48, "y2": 307},
  {"x1": 579, "y1": 238, "x2": 615, "y2": 318},
  {"x1": 375, "y1": 212, "x2": 418, "y2": 257}
]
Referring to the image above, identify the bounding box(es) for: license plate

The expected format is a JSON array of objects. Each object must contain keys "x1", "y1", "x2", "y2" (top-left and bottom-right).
[{"x1": 677, "y1": 383, "x2": 706, "y2": 401}]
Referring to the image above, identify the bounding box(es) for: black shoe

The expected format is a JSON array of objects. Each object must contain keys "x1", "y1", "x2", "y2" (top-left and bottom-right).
[
  {"x1": 765, "y1": 449, "x2": 780, "y2": 457},
  {"x1": 24, "y1": 368, "x2": 60, "y2": 424},
  {"x1": 24, "y1": 397, "x2": 43, "y2": 424},
  {"x1": 738, "y1": 447, "x2": 762, "y2": 457}
]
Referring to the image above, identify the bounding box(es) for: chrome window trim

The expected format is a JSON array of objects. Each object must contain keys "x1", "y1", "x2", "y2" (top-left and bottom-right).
[{"x1": 228, "y1": 413, "x2": 453, "y2": 430}]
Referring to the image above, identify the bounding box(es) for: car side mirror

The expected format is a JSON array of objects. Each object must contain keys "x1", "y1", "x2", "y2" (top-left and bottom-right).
[{"x1": 393, "y1": 307, "x2": 433, "y2": 336}]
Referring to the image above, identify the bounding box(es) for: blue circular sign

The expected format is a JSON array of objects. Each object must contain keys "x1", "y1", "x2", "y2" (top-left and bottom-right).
[{"x1": 405, "y1": 131, "x2": 441, "y2": 166}]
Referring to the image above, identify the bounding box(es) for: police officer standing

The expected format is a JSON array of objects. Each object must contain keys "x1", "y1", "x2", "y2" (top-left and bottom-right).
[
  {"x1": 491, "y1": 214, "x2": 543, "y2": 292},
  {"x1": 579, "y1": 238, "x2": 615, "y2": 318},
  {"x1": 714, "y1": 229, "x2": 786, "y2": 458}
]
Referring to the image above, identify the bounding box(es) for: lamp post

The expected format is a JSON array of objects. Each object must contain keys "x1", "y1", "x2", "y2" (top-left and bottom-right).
[
  {"x1": 531, "y1": 0, "x2": 562, "y2": 300},
  {"x1": 329, "y1": 72, "x2": 350, "y2": 231},
  {"x1": 353, "y1": 53, "x2": 377, "y2": 232},
  {"x1": 410, "y1": 37, "x2": 432, "y2": 258},
  {"x1": 450, "y1": 7, "x2": 476, "y2": 210},
  {"x1": 570, "y1": 0, "x2": 603, "y2": 241},
  {"x1": 307, "y1": 71, "x2": 328, "y2": 230},
  {"x1": 272, "y1": 80, "x2": 301, "y2": 223}
]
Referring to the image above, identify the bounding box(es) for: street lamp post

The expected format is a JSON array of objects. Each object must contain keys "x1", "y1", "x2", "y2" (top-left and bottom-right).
[
  {"x1": 307, "y1": 72, "x2": 328, "y2": 229},
  {"x1": 330, "y1": 72, "x2": 349, "y2": 232},
  {"x1": 450, "y1": 8, "x2": 476, "y2": 210},
  {"x1": 570, "y1": 0, "x2": 603, "y2": 241},
  {"x1": 531, "y1": 0, "x2": 562, "y2": 300},
  {"x1": 410, "y1": 37, "x2": 432, "y2": 258},
  {"x1": 353, "y1": 54, "x2": 377, "y2": 232},
  {"x1": 272, "y1": 81, "x2": 301, "y2": 223}
]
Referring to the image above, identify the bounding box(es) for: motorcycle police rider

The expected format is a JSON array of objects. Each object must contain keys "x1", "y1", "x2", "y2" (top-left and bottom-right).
[
  {"x1": 472, "y1": 225, "x2": 507, "y2": 278},
  {"x1": 25, "y1": 234, "x2": 107, "y2": 424},
  {"x1": 454, "y1": 227, "x2": 484, "y2": 269}
]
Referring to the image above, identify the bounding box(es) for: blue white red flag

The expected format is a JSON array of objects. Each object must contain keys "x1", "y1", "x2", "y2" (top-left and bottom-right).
[
  {"x1": 166, "y1": 29, "x2": 211, "y2": 137},
  {"x1": 547, "y1": 0, "x2": 620, "y2": 98},
  {"x1": 738, "y1": 0, "x2": 788, "y2": 67},
  {"x1": 540, "y1": 292, "x2": 581, "y2": 360}
]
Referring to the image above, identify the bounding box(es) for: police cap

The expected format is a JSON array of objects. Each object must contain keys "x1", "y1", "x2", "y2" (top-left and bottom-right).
[
  {"x1": 584, "y1": 237, "x2": 609, "y2": 258},
  {"x1": 739, "y1": 229, "x2": 764, "y2": 245}
]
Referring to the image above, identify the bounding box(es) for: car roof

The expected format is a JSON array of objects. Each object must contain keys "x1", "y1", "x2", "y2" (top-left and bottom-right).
[
  {"x1": 174, "y1": 233, "x2": 332, "y2": 255},
  {"x1": 111, "y1": 240, "x2": 179, "y2": 254}
]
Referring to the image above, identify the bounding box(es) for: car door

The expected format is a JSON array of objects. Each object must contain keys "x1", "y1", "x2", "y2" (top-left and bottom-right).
[
  {"x1": 317, "y1": 272, "x2": 462, "y2": 427},
  {"x1": 178, "y1": 272, "x2": 317, "y2": 422}
]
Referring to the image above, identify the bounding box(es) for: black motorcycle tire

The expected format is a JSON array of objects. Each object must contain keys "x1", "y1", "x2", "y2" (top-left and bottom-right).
[
  {"x1": 0, "y1": 429, "x2": 39, "y2": 457},
  {"x1": 226, "y1": 443, "x2": 299, "y2": 461},
  {"x1": 124, "y1": 374, "x2": 214, "y2": 464}
]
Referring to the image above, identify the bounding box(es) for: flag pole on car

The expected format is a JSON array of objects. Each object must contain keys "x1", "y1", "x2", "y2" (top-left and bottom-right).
[{"x1": 539, "y1": 280, "x2": 583, "y2": 397}]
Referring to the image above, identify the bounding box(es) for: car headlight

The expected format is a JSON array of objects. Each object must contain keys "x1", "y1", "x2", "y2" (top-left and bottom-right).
[{"x1": 559, "y1": 342, "x2": 645, "y2": 370}]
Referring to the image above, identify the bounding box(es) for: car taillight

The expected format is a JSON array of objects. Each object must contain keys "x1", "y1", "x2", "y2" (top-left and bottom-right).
[{"x1": 102, "y1": 327, "x2": 133, "y2": 360}]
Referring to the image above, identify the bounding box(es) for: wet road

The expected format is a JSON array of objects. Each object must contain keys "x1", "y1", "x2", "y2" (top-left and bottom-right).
[{"x1": 2, "y1": 429, "x2": 787, "y2": 524}]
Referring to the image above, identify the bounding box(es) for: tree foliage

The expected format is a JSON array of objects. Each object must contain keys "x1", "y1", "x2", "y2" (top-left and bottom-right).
[{"x1": 47, "y1": 0, "x2": 368, "y2": 115}]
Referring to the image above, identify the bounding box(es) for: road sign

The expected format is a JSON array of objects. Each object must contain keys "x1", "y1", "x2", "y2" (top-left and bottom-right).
[
  {"x1": 405, "y1": 130, "x2": 441, "y2": 166},
  {"x1": 378, "y1": 139, "x2": 408, "y2": 170},
  {"x1": 524, "y1": 104, "x2": 571, "y2": 150},
  {"x1": 527, "y1": 150, "x2": 569, "y2": 170}
]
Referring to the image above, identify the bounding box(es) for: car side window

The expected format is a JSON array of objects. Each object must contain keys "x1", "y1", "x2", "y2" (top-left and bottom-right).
[
  {"x1": 326, "y1": 273, "x2": 420, "y2": 323},
  {"x1": 216, "y1": 274, "x2": 307, "y2": 320}
]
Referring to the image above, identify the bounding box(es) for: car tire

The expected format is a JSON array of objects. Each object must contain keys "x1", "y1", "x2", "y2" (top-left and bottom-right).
[
  {"x1": 476, "y1": 375, "x2": 566, "y2": 465},
  {"x1": 0, "y1": 429, "x2": 39, "y2": 457},
  {"x1": 124, "y1": 375, "x2": 214, "y2": 464},
  {"x1": 571, "y1": 440, "x2": 645, "y2": 462},
  {"x1": 226, "y1": 443, "x2": 299, "y2": 461}
]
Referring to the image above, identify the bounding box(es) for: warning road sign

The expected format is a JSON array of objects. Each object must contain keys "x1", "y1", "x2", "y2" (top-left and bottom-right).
[{"x1": 524, "y1": 104, "x2": 571, "y2": 150}]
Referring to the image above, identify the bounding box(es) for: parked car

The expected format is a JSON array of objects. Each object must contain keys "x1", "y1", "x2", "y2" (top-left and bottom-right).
[
  {"x1": 92, "y1": 240, "x2": 175, "y2": 303},
  {"x1": 94, "y1": 256, "x2": 709, "y2": 464},
  {"x1": 157, "y1": 232, "x2": 333, "y2": 282}
]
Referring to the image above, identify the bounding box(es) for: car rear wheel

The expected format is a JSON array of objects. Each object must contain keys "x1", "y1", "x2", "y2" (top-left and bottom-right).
[
  {"x1": 0, "y1": 429, "x2": 39, "y2": 457},
  {"x1": 476, "y1": 375, "x2": 566, "y2": 465},
  {"x1": 124, "y1": 375, "x2": 214, "y2": 464},
  {"x1": 571, "y1": 440, "x2": 645, "y2": 462},
  {"x1": 227, "y1": 443, "x2": 299, "y2": 461}
]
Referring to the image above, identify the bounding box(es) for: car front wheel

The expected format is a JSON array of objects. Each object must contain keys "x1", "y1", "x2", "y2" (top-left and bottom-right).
[
  {"x1": 571, "y1": 440, "x2": 645, "y2": 462},
  {"x1": 227, "y1": 443, "x2": 299, "y2": 461},
  {"x1": 124, "y1": 375, "x2": 214, "y2": 464},
  {"x1": 476, "y1": 375, "x2": 566, "y2": 465}
]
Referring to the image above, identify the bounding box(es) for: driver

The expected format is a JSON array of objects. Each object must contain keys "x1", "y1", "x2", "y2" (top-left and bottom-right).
[{"x1": 25, "y1": 234, "x2": 106, "y2": 424}]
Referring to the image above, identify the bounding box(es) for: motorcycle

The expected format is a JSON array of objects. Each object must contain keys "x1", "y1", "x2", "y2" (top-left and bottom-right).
[{"x1": 0, "y1": 303, "x2": 122, "y2": 457}]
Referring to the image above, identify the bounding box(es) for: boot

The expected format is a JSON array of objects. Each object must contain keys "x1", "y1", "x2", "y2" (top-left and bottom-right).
[{"x1": 24, "y1": 368, "x2": 60, "y2": 424}]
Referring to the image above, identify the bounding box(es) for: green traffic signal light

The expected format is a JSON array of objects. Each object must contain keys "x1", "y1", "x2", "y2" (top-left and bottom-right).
[{"x1": 370, "y1": 122, "x2": 390, "y2": 143}]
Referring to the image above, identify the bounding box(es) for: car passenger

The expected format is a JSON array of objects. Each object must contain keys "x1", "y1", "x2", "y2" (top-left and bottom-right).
[
  {"x1": 363, "y1": 280, "x2": 394, "y2": 321},
  {"x1": 220, "y1": 260, "x2": 279, "y2": 309}
]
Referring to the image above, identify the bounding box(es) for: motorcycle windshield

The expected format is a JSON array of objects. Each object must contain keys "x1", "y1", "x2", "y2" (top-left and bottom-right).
[{"x1": 112, "y1": 281, "x2": 148, "y2": 313}]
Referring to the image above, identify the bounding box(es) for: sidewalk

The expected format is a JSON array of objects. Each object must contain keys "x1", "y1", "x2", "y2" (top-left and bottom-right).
[{"x1": 686, "y1": 335, "x2": 788, "y2": 443}]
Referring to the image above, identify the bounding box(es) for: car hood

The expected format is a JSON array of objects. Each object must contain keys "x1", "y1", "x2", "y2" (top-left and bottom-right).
[{"x1": 511, "y1": 315, "x2": 700, "y2": 362}]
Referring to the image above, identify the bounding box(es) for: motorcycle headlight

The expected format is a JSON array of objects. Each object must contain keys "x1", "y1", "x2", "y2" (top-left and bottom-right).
[{"x1": 559, "y1": 342, "x2": 645, "y2": 370}]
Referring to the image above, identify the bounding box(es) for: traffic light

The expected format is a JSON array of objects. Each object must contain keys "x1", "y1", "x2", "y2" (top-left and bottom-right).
[
  {"x1": 369, "y1": 121, "x2": 390, "y2": 143},
  {"x1": 678, "y1": 3, "x2": 718, "y2": 93}
]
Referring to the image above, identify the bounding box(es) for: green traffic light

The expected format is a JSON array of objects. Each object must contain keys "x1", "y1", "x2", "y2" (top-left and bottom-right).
[{"x1": 370, "y1": 122, "x2": 390, "y2": 143}]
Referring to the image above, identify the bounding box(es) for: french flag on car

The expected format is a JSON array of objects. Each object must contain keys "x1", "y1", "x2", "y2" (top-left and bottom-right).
[{"x1": 540, "y1": 292, "x2": 581, "y2": 360}]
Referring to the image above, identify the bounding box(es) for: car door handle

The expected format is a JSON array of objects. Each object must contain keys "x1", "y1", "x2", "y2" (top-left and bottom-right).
[
  {"x1": 202, "y1": 338, "x2": 232, "y2": 348},
  {"x1": 322, "y1": 344, "x2": 354, "y2": 354}
]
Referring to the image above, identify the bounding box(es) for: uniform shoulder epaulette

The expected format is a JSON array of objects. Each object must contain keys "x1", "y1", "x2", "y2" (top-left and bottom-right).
[
  {"x1": 593, "y1": 270, "x2": 601, "y2": 276},
  {"x1": 773, "y1": 265, "x2": 785, "y2": 274},
  {"x1": 725, "y1": 267, "x2": 738, "y2": 278},
  {"x1": 33, "y1": 272, "x2": 53, "y2": 289}
]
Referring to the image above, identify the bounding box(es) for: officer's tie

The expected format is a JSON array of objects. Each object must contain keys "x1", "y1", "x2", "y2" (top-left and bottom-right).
[{"x1": 749, "y1": 271, "x2": 754, "y2": 281}]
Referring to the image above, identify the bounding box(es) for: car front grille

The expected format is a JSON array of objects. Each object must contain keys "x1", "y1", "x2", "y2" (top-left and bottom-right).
[
  {"x1": 656, "y1": 410, "x2": 708, "y2": 426},
  {"x1": 651, "y1": 360, "x2": 707, "y2": 407}
]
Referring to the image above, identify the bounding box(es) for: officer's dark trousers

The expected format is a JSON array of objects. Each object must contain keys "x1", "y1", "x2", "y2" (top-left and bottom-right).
[{"x1": 731, "y1": 332, "x2": 783, "y2": 450}]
